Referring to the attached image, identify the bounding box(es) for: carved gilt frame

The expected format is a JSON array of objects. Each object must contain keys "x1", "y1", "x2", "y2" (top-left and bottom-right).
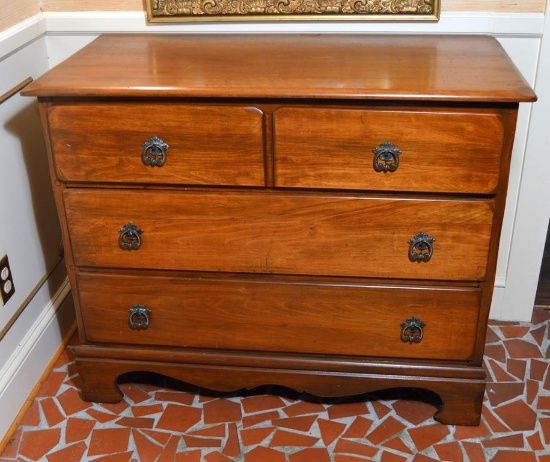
[{"x1": 145, "y1": 0, "x2": 440, "y2": 22}]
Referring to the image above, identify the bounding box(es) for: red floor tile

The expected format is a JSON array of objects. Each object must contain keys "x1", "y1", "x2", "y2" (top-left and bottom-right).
[
  {"x1": 269, "y1": 429, "x2": 319, "y2": 447},
  {"x1": 36, "y1": 371, "x2": 67, "y2": 398},
  {"x1": 283, "y1": 400, "x2": 325, "y2": 417},
  {"x1": 204, "y1": 452, "x2": 234, "y2": 462},
  {"x1": 506, "y1": 359, "x2": 527, "y2": 381},
  {"x1": 493, "y1": 400, "x2": 538, "y2": 432},
  {"x1": 240, "y1": 426, "x2": 275, "y2": 447},
  {"x1": 244, "y1": 446, "x2": 286, "y2": 462},
  {"x1": 87, "y1": 427, "x2": 131, "y2": 457},
  {"x1": 333, "y1": 438, "x2": 378, "y2": 458},
  {"x1": 383, "y1": 436, "x2": 414, "y2": 455},
  {"x1": 65, "y1": 417, "x2": 96, "y2": 443},
  {"x1": 57, "y1": 387, "x2": 93, "y2": 415},
  {"x1": 380, "y1": 451, "x2": 409, "y2": 462},
  {"x1": 490, "y1": 449, "x2": 537, "y2": 462},
  {"x1": 462, "y1": 441, "x2": 485, "y2": 461},
  {"x1": 342, "y1": 416, "x2": 374, "y2": 438},
  {"x1": 132, "y1": 429, "x2": 164, "y2": 461},
  {"x1": 526, "y1": 429, "x2": 545, "y2": 450},
  {"x1": 120, "y1": 383, "x2": 153, "y2": 404},
  {"x1": 289, "y1": 447, "x2": 332, "y2": 462},
  {"x1": 155, "y1": 403, "x2": 203, "y2": 432},
  {"x1": 223, "y1": 423, "x2": 240, "y2": 457},
  {"x1": 204, "y1": 399, "x2": 242, "y2": 424},
  {"x1": 481, "y1": 433, "x2": 525, "y2": 448},
  {"x1": 19, "y1": 428, "x2": 61, "y2": 461},
  {"x1": 366, "y1": 416, "x2": 406, "y2": 445},
  {"x1": 242, "y1": 410, "x2": 281, "y2": 428},
  {"x1": 408, "y1": 424, "x2": 450, "y2": 452},
  {"x1": 433, "y1": 441, "x2": 464, "y2": 461},
  {"x1": 486, "y1": 382, "x2": 525, "y2": 407},
  {"x1": 504, "y1": 339, "x2": 543, "y2": 359},
  {"x1": 241, "y1": 395, "x2": 287, "y2": 414},
  {"x1": 327, "y1": 401, "x2": 370, "y2": 420},
  {"x1": 174, "y1": 450, "x2": 202, "y2": 461},
  {"x1": 188, "y1": 423, "x2": 226, "y2": 437},
  {"x1": 318, "y1": 418, "x2": 347, "y2": 446},
  {"x1": 182, "y1": 435, "x2": 223, "y2": 448},
  {"x1": 272, "y1": 415, "x2": 317, "y2": 432},
  {"x1": 18, "y1": 401, "x2": 40, "y2": 427},
  {"x1": 132, "y1": 403, "x2": 164, "y2": 417},
  {"x1": 540, "y1": 417, "x2": 550, "y2": 445},
  {"x1": 155, "y1": 390, "x2": 195, "y2": 405},
  {"x1": 392, "y1": 399, "x2": 436, "y2": 425},
  {"x1": 157, "y1": 435, "x2": 180, "y2": 462},
  {"x1": 46, "y1": 441, "x2": 87, "y2": 462}
]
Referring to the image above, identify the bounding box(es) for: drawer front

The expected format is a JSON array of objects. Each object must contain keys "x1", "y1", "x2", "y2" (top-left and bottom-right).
[
  {"x1": 64, "y1": 190, "x2": 493, "y2": 281},
  {"x1": 77, "y1": 272, "x2": 481, "y2": 361},
  {"x1": 274, "y1": 108, "x2": 505, "y2": 194},
  {"x1": 47, "y1": 103, "x2": 265, "y2": 186}
]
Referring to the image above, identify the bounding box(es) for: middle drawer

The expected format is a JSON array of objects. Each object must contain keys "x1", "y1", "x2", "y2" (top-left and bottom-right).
[{"x1": 64, "y1": 190, "x2": 494, "y2": 281}]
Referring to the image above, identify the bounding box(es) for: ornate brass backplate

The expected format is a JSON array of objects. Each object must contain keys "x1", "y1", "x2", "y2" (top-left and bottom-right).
[{"x1": 146, "y1": 0, "x2": 440, "y2": 22}]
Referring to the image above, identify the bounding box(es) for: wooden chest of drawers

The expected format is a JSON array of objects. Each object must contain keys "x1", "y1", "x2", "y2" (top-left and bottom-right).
[{"x1": 24, "y1": 34, "x2": 536, "y2": 425}]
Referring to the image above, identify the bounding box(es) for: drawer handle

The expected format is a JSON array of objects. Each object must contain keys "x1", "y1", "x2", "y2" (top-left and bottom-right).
[
  {"x1": 408, "y1": 232, "x2": 435, "y2": 261},
  {"x1": 119, "y1": 223, "x2": 143, "y2": 250},
  {"x1": 401, "y1": 317, "x2": 426, "y2": 343},
  {"x1": 128, "y1": 304, "x2": 151, "y2": 330},
  {"x1": 142, "y1": 136, "x2": 169, "y2": 167},
  {"x1": 372, "y1": 141, "x2": 402, "y2": 173}
]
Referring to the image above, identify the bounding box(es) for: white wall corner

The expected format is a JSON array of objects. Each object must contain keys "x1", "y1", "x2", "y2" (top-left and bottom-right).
[{"x1": 0, "y1": 14, "x2": 46, "y2": 60}]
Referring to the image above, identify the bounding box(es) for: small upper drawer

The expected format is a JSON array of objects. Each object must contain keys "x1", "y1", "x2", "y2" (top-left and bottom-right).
[
  {"x1": 273, "y1": 107, "x2": 505, "y2": 194},
  {"x1": 47, "y1": 103, "x2": 265, "y2": 186}
]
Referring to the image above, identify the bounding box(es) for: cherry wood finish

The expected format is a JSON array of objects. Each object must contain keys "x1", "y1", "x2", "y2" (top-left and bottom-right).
[
  {"x1": 64, "y1": 190, "x2": 494, "y2": 280},
  {"x1": 77, "y1": 272, "x2": 481, "y2": 360},
  {"x1": 274, "y1": 106, "x2": 505, "y2": 194},
  {"x1": 48, "y1": 103, "x2": 265, "y2": 186},
  {"x1": 23, "y1": 34, "x2": 536, "y2": 426}
]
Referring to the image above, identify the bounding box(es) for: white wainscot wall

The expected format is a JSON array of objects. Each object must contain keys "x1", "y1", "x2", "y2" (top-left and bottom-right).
[{"x1": 0, "y1": 31, "x2": 76, "y2": 441}]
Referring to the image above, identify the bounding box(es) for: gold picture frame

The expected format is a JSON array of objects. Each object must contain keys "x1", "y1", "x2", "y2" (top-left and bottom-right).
[{"x1": 145, "y1": 0, "x2": 440, "y2": 22}]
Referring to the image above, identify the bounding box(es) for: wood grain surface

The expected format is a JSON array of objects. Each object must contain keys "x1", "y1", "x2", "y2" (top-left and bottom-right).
[
  {"x1": 63, "y1": 189, "x2": 494, "y2": 281},
  {"x1": 23, "y1": 34, "x2": 537, "y2": 102}
]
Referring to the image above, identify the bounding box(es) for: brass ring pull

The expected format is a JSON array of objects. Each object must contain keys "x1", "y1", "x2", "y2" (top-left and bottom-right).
[
  {"x1": 401, "y1": 317, "x2": 426, "y2": 343},
  {"x1": 128, "y1": 304, "x2": 151, "y2": 330},
  {"x1": 142, "y1": 136, "x2": 169, "y2": 167},
  {"x1": 373, "y1": 141, "x2": 402, "y2": 173},
  {"x1": 408, "y1": 232, "x2": 435, "y2": 262},
  {"x1": 119, "y1": 223, "x2": 143, "y2": 250}
]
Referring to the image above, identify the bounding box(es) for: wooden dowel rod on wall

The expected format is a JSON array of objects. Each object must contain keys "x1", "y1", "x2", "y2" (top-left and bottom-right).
[{"x1": 0, "y1": 77, "x2": 33, "y2": 105}]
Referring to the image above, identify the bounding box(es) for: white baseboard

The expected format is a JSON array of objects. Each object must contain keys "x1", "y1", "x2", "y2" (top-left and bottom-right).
[{"x1": 0, "y1": 271, "x2": 75, "y2": 441}]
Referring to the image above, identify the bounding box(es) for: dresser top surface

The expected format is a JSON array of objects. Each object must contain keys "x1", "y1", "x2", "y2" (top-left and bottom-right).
[{"x1": 24, "y1": 34, "x2": 536, "y2": 102}]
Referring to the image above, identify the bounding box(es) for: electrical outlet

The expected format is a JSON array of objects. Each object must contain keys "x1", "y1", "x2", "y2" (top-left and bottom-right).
[{"x1": 0, "y1": 255, "x2": 15, "y2": 306}]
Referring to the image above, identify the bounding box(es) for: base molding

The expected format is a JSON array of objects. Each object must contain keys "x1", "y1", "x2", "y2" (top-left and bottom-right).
[{"x1": 75, "y1": 344, "x2": 486, "y2": 426}]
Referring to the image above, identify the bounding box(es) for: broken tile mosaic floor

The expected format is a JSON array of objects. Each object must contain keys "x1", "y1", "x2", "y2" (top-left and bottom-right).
[{"x1": 2, "y1": 307, "x2": 550, "y2": 461}]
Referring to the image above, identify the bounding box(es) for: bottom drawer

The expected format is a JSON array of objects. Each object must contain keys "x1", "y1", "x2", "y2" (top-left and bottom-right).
[{"x1": 77, "y1": 272, "x2": 481, "y2": 361}]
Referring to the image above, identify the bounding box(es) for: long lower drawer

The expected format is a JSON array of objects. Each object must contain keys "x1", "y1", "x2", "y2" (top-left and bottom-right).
[
  {"x1": 77, "y1": 272, "x2": 481, "y2": 361},
  {"x1": 64, "y1": 189, "x2": 494, "y2": 281}
]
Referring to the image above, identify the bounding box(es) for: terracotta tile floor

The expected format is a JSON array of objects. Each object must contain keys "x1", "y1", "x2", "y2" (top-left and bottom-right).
[{"x1": 2, "y1": 307, "x2": 550, "y2": 461}]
